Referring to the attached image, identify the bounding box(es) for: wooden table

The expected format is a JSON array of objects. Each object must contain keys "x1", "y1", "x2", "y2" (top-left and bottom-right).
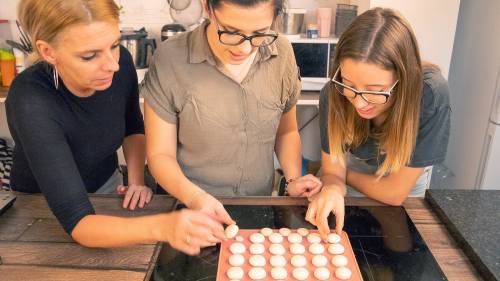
[
  {"x1": 0, "y1": 194, "x2": 176, "y2": 281},
  {"x1": 0, "y1": 194, "x2": 482, "y2": 281}
]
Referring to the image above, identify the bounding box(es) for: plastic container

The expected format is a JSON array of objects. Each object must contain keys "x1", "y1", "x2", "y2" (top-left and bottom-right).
[
  {"x1": 317, "y1": 7, "x2": 332, "y2": 38},
  {"x1": 0, "y1": 49, "x2": 16, "y2": 87}
]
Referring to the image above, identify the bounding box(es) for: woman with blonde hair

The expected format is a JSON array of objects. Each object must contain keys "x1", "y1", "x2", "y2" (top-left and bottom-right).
[
  {"x1": 6, "y1": 0, "x2": 225, "y2": 254},
  {"x1": 306, "y1": 7, "x2": 451, "y2": 237}
]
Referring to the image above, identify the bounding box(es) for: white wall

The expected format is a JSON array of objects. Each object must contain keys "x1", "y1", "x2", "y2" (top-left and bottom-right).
[
  {"x1": 370, "y1": 0, "x2": 460, "y2": 79},
  {"x1": 0, "y1": 0, "x2": 461, "y2": 164}
]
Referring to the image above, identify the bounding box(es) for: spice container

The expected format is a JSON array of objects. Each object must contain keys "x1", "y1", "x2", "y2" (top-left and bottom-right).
[{"x1": 306, "y1": 23, "x2": 318, "y2": 39}]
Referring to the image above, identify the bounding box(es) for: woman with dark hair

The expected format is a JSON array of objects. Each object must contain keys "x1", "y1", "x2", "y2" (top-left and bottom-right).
[
  {"x1": 143, "y1": 0, "x2": 322, "y2": 222},
  {"x1": 306, "y1": 7, "x2": 451, "y2": 238}
]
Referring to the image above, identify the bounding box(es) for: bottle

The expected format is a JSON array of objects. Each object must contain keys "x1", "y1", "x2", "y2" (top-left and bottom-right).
[{"x1": 0, "y1": 48, "x2": 16, "y2": 87}]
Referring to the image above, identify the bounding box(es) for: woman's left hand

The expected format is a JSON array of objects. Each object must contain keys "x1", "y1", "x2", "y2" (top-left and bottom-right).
[
  {"x1": 117, "y1": 184, "x2": 154, "y2": 210},
  {"x1": 286, "y1": 174, "x2": 323, "y2": 198}
]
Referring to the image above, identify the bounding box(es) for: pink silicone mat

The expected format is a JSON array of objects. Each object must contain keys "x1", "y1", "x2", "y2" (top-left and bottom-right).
[{"x1": 216, "y1": 229, "x2": 363, "y2": 281}]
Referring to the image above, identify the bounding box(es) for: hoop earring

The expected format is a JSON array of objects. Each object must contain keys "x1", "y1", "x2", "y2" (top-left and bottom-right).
[{"x1": 53, "y1": 65, "x2": 59, "y2": 89}]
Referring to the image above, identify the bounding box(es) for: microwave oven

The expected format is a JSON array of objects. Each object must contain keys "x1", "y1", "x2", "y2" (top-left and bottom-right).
[{"x1": 286, "y1": 36, "x2": 338, "y2": 91}]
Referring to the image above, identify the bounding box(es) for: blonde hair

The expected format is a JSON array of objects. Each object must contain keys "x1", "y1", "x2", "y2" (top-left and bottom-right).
[
  {"x1": 327, "y1": 7, "x2": 423, "y2": 176},
  {"x1": 18, "y1": 0, "x2": 120, "y2": 61}
]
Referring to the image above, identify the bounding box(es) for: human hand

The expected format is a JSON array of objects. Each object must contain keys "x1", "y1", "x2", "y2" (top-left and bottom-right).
[
  {"x1": 117, "y1": 184, "x2": 153, "y2": 210},
  {"x1": 160, "y1": 209, "x2": 226, "y2": 255},
  {"x1": 305, "y1": 185, "x2": 345, "y2": 240},
  {"x1": 286, "y1": 174, "x2": 322, "y2": 197},
  {"x1": 187, "y1": 190, "x2": 235, "y2": 226}
]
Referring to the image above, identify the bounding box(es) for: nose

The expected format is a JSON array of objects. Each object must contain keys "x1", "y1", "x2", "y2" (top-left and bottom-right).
[
  {"x1": 351, "y1": 94, "x2": 369, "y2": 109},
  {"x1": 102, "y1": 50, "x2": 119, "y2": 72},
  {"x1": 237, "y1": 40, "x2": 253, "y2": 55}
]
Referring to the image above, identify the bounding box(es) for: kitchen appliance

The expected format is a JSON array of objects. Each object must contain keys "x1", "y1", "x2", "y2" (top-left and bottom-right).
[
  {"x1": 286, "y1": 36, "x2": 337, "y2": 91},
  {"x1": 335, "y1": 4, "x2": 358, "y2": 37},
  {"x1": 281, "y1": 8, "x2": 306, "y2": 35},
  {"x1": 446, "y1": 0, "x2": 500, "y2": 189},
  {"x1": 168, "y1": 0, "x2": 204, "y2": 30},
  {"x1": 119, "y1": 27, "x2": 157, "y2": 69},
  {"x1": 152, "y1": 204, "x2": 447, "y2": 281},
  {"x1": 161, "y1": 23, "x2": 186, "y2": 41}
]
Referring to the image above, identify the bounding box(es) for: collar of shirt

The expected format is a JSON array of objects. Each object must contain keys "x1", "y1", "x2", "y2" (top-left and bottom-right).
[{"x1": 188, "y1": 19, "x2": 279, "y2": 65}]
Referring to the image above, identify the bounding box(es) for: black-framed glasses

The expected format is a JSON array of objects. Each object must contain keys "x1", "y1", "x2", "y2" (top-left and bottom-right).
[
  {"x1": 331, "y1": 67, "x2": 398, "y2": 104},
  {"x1": 210, "y1": 8, "x2": 278, "y2": 47}
]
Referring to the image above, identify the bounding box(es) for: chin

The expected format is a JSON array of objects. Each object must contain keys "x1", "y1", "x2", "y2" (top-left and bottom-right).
[
  {"x1": 93, "y1": 82, "x2": 113, "y2": 91},
  {"x1": 356, "y1": 112, "x2": 378, "y2": 120}
]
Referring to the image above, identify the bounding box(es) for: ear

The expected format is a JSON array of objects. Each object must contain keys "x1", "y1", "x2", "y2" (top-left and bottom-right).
[
  {"x1": 35, "y1": 40, "x2": 58, "y2": 65},
  {"x1": 201, "y1": 0, "x2": 211, "y2": 18}
]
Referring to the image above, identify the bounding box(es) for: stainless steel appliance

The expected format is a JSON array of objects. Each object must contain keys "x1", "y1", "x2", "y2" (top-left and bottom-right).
[
  {"x1": 161, "y1": 23, "x2": 186, "y2": 41},
  {"x1": 120, "y1": 27, "x2": 157, "y2": 69}
]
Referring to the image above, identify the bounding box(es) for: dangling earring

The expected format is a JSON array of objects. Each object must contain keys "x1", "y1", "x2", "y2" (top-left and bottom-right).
[{"x1": 53, "y1": 65, "x2": 59, "y2": 89}]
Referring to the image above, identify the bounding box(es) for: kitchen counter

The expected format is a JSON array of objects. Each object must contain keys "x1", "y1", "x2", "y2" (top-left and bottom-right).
[
  {"x1": 0, "y1": 193, "x2": 177, "y2": 281},
  {"x1": 0, "y1": 87, "x2": 7, "y2": 102},
  {"x1": 0, "y1": 194, "x2": 482, "y2": 281},
  {"x1": 426, "y1": 189, "x2": 499, "y2": 281}
]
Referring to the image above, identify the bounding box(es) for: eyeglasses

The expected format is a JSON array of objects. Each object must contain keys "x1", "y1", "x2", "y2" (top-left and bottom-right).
[
  {"x1": 210, "y1": 8, "x2": 278, "y2": 47},
  {"x1": 331, "y1": 67, "x2": 398, "y2": 104}
]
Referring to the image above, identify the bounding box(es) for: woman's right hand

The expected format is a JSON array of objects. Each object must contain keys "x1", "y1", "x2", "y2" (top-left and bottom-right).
[
  {"x1": 160, "y1": 209, "x2": 226, "y2": 256},
  {"x1": 187, "y1": 191, "x2": 235, "y2": 226},
  {"x1": 305, "y1": 185, "x2": 345, "y2": 240}
]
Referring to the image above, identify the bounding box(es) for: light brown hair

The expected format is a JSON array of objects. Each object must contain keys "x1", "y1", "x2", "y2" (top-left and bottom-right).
[
  {"x1": 18, "y1": 0, "x2": 120, "y2": 60},
  {"x1": 327, "y1": 7, "x2": 423, "y2": 176}
]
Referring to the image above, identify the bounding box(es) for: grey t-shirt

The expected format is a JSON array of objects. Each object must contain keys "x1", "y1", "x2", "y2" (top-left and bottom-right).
[{"x1": 320, "y1": 67, "x2": 451, "y2": 168}]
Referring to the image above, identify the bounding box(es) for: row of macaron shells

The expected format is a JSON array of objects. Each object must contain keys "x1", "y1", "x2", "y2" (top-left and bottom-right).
[{"x1": 224, "y1": 226, "x2": 352, "y2": 280}]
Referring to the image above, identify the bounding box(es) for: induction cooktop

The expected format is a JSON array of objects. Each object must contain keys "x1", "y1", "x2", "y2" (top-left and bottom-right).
[{"x1": 152, "y1": 204, "x2": 447, "y2": 281}]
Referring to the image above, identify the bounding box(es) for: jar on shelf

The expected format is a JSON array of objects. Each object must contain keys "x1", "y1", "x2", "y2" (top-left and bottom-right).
[{"x1": 306, "y1": 23, "x2": 318, "y2": 39}]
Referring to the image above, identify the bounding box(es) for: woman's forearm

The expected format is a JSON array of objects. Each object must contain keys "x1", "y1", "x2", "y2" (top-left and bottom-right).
[
  {"x1": 320, "y1": 173, "x2": 347, "y2": 196},
  {"x1": 122, "y1": 134, "x2": 146, "y2": 185},
  {"x1": 71, "y1": 213, "x2": 170, "y2": 247},
  {"x1": 346, "y1": 169, "x2": 420, "y2": 206},
  {"x1": 275, "y1": 130, "x2": 302, "y2": 180}
]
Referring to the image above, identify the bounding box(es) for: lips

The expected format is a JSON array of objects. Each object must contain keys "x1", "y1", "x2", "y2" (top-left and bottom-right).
[
  {"x1": 356, "y1": 107, "x2": 374, "y2": 116},
  {"x1": 95, "y1": 76, "x2": 113, "y2": 84},
  {"x1": 229, "y1": 51, "x2": 248, "y2": 61}
]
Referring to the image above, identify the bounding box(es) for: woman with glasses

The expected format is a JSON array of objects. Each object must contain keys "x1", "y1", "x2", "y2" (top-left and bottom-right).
[
  {"x1": 142, "y1": 0, "x2": 321, "y2": 223},
  {"x1": 306, "y1": 7, "x2": 451, "y2": 238}
]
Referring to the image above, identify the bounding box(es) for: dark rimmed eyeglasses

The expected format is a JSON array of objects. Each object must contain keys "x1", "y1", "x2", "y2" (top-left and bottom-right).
[
  {"x1": 331, "y1": 67, "x2": 399, "y2": 104},
  {"x1": 210, "y1": 8, "x2": 278, "y2": 47}
]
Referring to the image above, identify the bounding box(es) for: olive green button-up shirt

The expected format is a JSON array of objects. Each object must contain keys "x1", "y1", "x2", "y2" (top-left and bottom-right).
[{"x1": 141, "y1": 20, "x2": 301, "y2": 196}]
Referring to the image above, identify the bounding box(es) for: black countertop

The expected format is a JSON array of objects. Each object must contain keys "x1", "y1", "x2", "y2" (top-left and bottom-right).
[
  {"x1": 426, "y1": 189, "x2": 500, "y2": 281},
  {"x1": 153, "y1": 204, "x2": 447, "y2": 281}
]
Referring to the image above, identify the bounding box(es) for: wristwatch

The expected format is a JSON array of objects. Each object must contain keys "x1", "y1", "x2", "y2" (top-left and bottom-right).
[{"x1": 278, "y1": 177, "x2": 295, "y2": 196}]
